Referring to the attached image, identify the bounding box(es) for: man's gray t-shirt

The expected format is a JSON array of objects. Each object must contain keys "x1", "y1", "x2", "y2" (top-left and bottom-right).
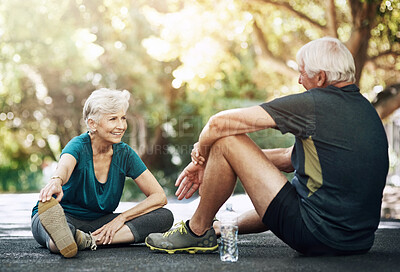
[{"x1": 261, "y1": 84, "x2": 389, "y2": 251}]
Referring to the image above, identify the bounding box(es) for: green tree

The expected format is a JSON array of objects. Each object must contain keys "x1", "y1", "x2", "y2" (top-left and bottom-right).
[
  {"x1": 142, "y1": 0, "x2": 400, "y2": 115},
  {"x1": 0, "y1": 0, "x2": 399, "y2": 196},
  {"x1": 0, "y1": 0, "x2": 170, "y2": 192}
]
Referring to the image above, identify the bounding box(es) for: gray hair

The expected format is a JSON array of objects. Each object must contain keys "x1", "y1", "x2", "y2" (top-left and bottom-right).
[
  {"x1": 83, "y1": 88, "x2": 130, "y2": 127},
  {"x1": 296, "y1": 37, "x2": 356, "y2": 84}
]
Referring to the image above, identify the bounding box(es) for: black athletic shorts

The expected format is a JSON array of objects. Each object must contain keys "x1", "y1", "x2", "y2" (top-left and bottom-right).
[{"x1": 262, "y1": 181, "x2": 370, "y2": 256}]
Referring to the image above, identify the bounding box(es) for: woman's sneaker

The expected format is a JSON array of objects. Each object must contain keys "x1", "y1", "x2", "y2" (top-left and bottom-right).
[
  {"x1": 145, "y1": 220, "x2": 218, "y2": 254},
  {"x1": 75, "y1": 230, "x2": 97, "y2": 251},
  {"x1": 38, "y1": 198, "x2": 78, "y2": 258}
]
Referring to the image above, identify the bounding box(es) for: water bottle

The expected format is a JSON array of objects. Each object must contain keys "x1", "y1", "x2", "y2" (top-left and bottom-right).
[{"x1": 219, "y1": 203, "x2": 238, "y2": 262}]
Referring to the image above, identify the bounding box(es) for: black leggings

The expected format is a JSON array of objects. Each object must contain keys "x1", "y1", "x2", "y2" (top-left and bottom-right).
[{"x1": 31, "y1": 208, "x2": 174, "y2": 248}]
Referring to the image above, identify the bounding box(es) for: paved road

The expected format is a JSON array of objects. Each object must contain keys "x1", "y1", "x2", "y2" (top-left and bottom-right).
[{"x1": 1, "y1": 193, "x2": 400, "y2": 272}]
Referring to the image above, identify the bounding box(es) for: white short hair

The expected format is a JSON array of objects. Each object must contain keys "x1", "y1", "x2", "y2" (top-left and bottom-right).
[
  {"x1": 296, "y1": 37, "x2": 356, "y2": 84},
  {"x1": 83, "y1": 88, "x2": 130, "y2": 127}
]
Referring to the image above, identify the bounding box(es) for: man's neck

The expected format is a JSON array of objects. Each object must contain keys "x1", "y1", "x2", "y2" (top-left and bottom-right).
[{"x1": 331, "y1": 82, "x2": 354, "y2": 88}]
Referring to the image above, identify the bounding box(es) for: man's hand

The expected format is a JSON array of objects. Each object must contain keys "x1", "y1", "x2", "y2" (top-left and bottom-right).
[
  {"x1": 191, "y1": 142, "x2": 206, "y2": 166},
  {"x1": 92, "y1": 215, "x2": 125, "y2": 245},
  {"x1": 175, "y1": 162, "x2": 205, "y2": 200}
]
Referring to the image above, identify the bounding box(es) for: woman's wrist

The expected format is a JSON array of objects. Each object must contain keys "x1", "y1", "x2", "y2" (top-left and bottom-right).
[
  {"x1": 50, "y1": 176, "x2": 63, "y2": 186},
  {"x1": 119, "y1": 213, "x2": 128, "y2": 222}
]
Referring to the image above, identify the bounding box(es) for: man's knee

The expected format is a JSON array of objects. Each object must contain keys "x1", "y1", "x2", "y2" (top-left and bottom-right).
[{"x1": 210, "y1": 135, "x2": 248, "y2": 156}]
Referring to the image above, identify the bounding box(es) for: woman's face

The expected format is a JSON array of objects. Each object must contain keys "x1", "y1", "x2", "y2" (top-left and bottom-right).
[{"x1": 95, "y1": 109, "x2": 127, "y2": 144}]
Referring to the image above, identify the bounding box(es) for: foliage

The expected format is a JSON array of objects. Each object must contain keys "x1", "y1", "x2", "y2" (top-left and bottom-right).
[
  {"x1": 0, "y1": 0, "x2": 399, "y2": 198},
  {"x1": 367, "y1": 0, "x2": 400, "y2": 87},
  {"x1": 0, "y1": 0, "x2": 167, "y2": 192}
]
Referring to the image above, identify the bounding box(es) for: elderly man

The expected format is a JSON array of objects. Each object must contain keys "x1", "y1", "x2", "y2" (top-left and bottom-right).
[{"x1": 146, "y1": 37, "x2": 389, "y2": 256}]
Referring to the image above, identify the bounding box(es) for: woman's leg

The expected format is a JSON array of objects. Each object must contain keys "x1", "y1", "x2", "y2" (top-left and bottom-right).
[
  {"x1": 123, "y1": 208, "x2": 174, "y2": 243},
  {"x1": 31, "y1": 213, "x2": 50, "y2": 248},
  {"x1": 108, "y1": 225, "x2": 135, "y2": 244},
  {"x1": 70, "y1": 213, "x2": 135, "y2": 246},
  {"x1": 31, "y1": 211, "x2": 77, "y2": 254},
  {"x1": 76, "y1": 208, "x2": 173, "y2": 245}
]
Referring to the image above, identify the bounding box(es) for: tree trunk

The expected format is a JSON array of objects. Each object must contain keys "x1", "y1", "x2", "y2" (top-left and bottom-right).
[
  {"x1": 326, "y1": 0, "x2": 338, "y2": 38},
  {"x1": 346, "y1": 0, "x2": 380, "y2": 84}
]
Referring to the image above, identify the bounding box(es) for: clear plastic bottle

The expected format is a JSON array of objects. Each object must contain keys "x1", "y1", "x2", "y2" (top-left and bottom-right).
[{"x1": 219, "y1": 203, "x2": 238, "y2": 262}]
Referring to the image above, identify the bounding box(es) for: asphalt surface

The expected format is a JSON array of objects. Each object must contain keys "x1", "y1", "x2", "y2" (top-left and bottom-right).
[
  {"x1": 1, "y1": 194, "x2": 400, "y2": 271},
  {"x1": 1, "y1": 229, "x2": 400, "y2": 272}
]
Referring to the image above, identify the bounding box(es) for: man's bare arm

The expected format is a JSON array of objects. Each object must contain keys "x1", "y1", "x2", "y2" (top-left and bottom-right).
[
  {"x1": 262, "y1": 146, "x2": 294, "y2": 173},
  {"x1": 198, "y1": 105, "x2": 276, "y2": 159}
]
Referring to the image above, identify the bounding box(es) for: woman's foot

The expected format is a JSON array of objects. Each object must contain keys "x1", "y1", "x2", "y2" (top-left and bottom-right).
[
  {"x1": 38, "y1": 198, "x2": 77, "y2": 258},
  {"x1": 75, "y1": 229, "x2": 97, "y2": 251}
]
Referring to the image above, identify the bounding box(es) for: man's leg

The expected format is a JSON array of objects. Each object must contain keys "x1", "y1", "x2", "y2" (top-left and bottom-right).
[
  {"x1": 145, "y1": 134, "x2": 287, "y2": 253},
  {"x1": 189, "y1": 134, "x2": 287, "y2": 236},
  {"x1": 213, "y1": 209, "x2": 268, "y2": 236}
]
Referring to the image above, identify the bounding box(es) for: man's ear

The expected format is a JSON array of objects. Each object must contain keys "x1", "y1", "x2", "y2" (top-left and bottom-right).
[
  {"x1": 317, "y1": 71, "x2": 327, "y2": 87},
  {"x1": 88, "y1": 118, "x2": 97, "y2": 132}
]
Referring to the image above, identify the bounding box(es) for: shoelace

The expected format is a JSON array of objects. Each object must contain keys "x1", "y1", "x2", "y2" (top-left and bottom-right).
[
  {"x1": 88, "y1": 232, "x2": 97, "y2": 251},
  {"x1": 163, "y1": 221, "x2": 187, "y2": 237}
]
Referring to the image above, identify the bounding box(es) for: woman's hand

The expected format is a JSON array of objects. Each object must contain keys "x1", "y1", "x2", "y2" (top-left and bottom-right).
[
  {"x1": 175, "y1": 162, "x2": 205, "y2": 200},
  {"x1": 38, "y1": 179, "x2": 63, "y2": 202},
  {"x1": 38, "y1": 154, "x2": 77, "y2": 203},
  {"x1": 92, "y1": 215, "x2": 126, "y2": 245},
  {"x1": 191, "y1": 142, "x2": 206, "y2": 166}
]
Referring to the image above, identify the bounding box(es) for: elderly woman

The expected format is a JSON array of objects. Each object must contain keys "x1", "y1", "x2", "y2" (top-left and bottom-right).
[{"x1": 31, "y1": 88, "x2": 174, "y2": 258}]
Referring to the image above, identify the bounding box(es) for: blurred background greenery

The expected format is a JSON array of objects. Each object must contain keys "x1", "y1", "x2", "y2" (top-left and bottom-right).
[{"x1": 0, "y1": 0, "x2": 399, "y2": 200}]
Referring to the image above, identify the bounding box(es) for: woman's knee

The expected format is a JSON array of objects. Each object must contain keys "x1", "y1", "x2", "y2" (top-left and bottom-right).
[
  {"x1": 157, "y1": 208, "x2": 174, "y2": 230},
  {"x1": 124, "y1": 208, "x2": 174, "y2": 242}
]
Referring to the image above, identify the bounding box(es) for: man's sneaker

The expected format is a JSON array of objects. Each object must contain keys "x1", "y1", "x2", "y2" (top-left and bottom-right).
[
  {"x1": 38, "y1": 197, "x2": 77, "y2": 258},
  {"x1": 75, "y1": 229, "x2": 97, "y2": 251},
  {"x1": 145, "y1": 220, "x2": 218, "y2": 254}
]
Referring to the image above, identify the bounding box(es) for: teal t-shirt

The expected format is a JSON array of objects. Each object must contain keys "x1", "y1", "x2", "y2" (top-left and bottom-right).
[{"x1": 32, "y1": 132, "x2": 147, "y2": 220}]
